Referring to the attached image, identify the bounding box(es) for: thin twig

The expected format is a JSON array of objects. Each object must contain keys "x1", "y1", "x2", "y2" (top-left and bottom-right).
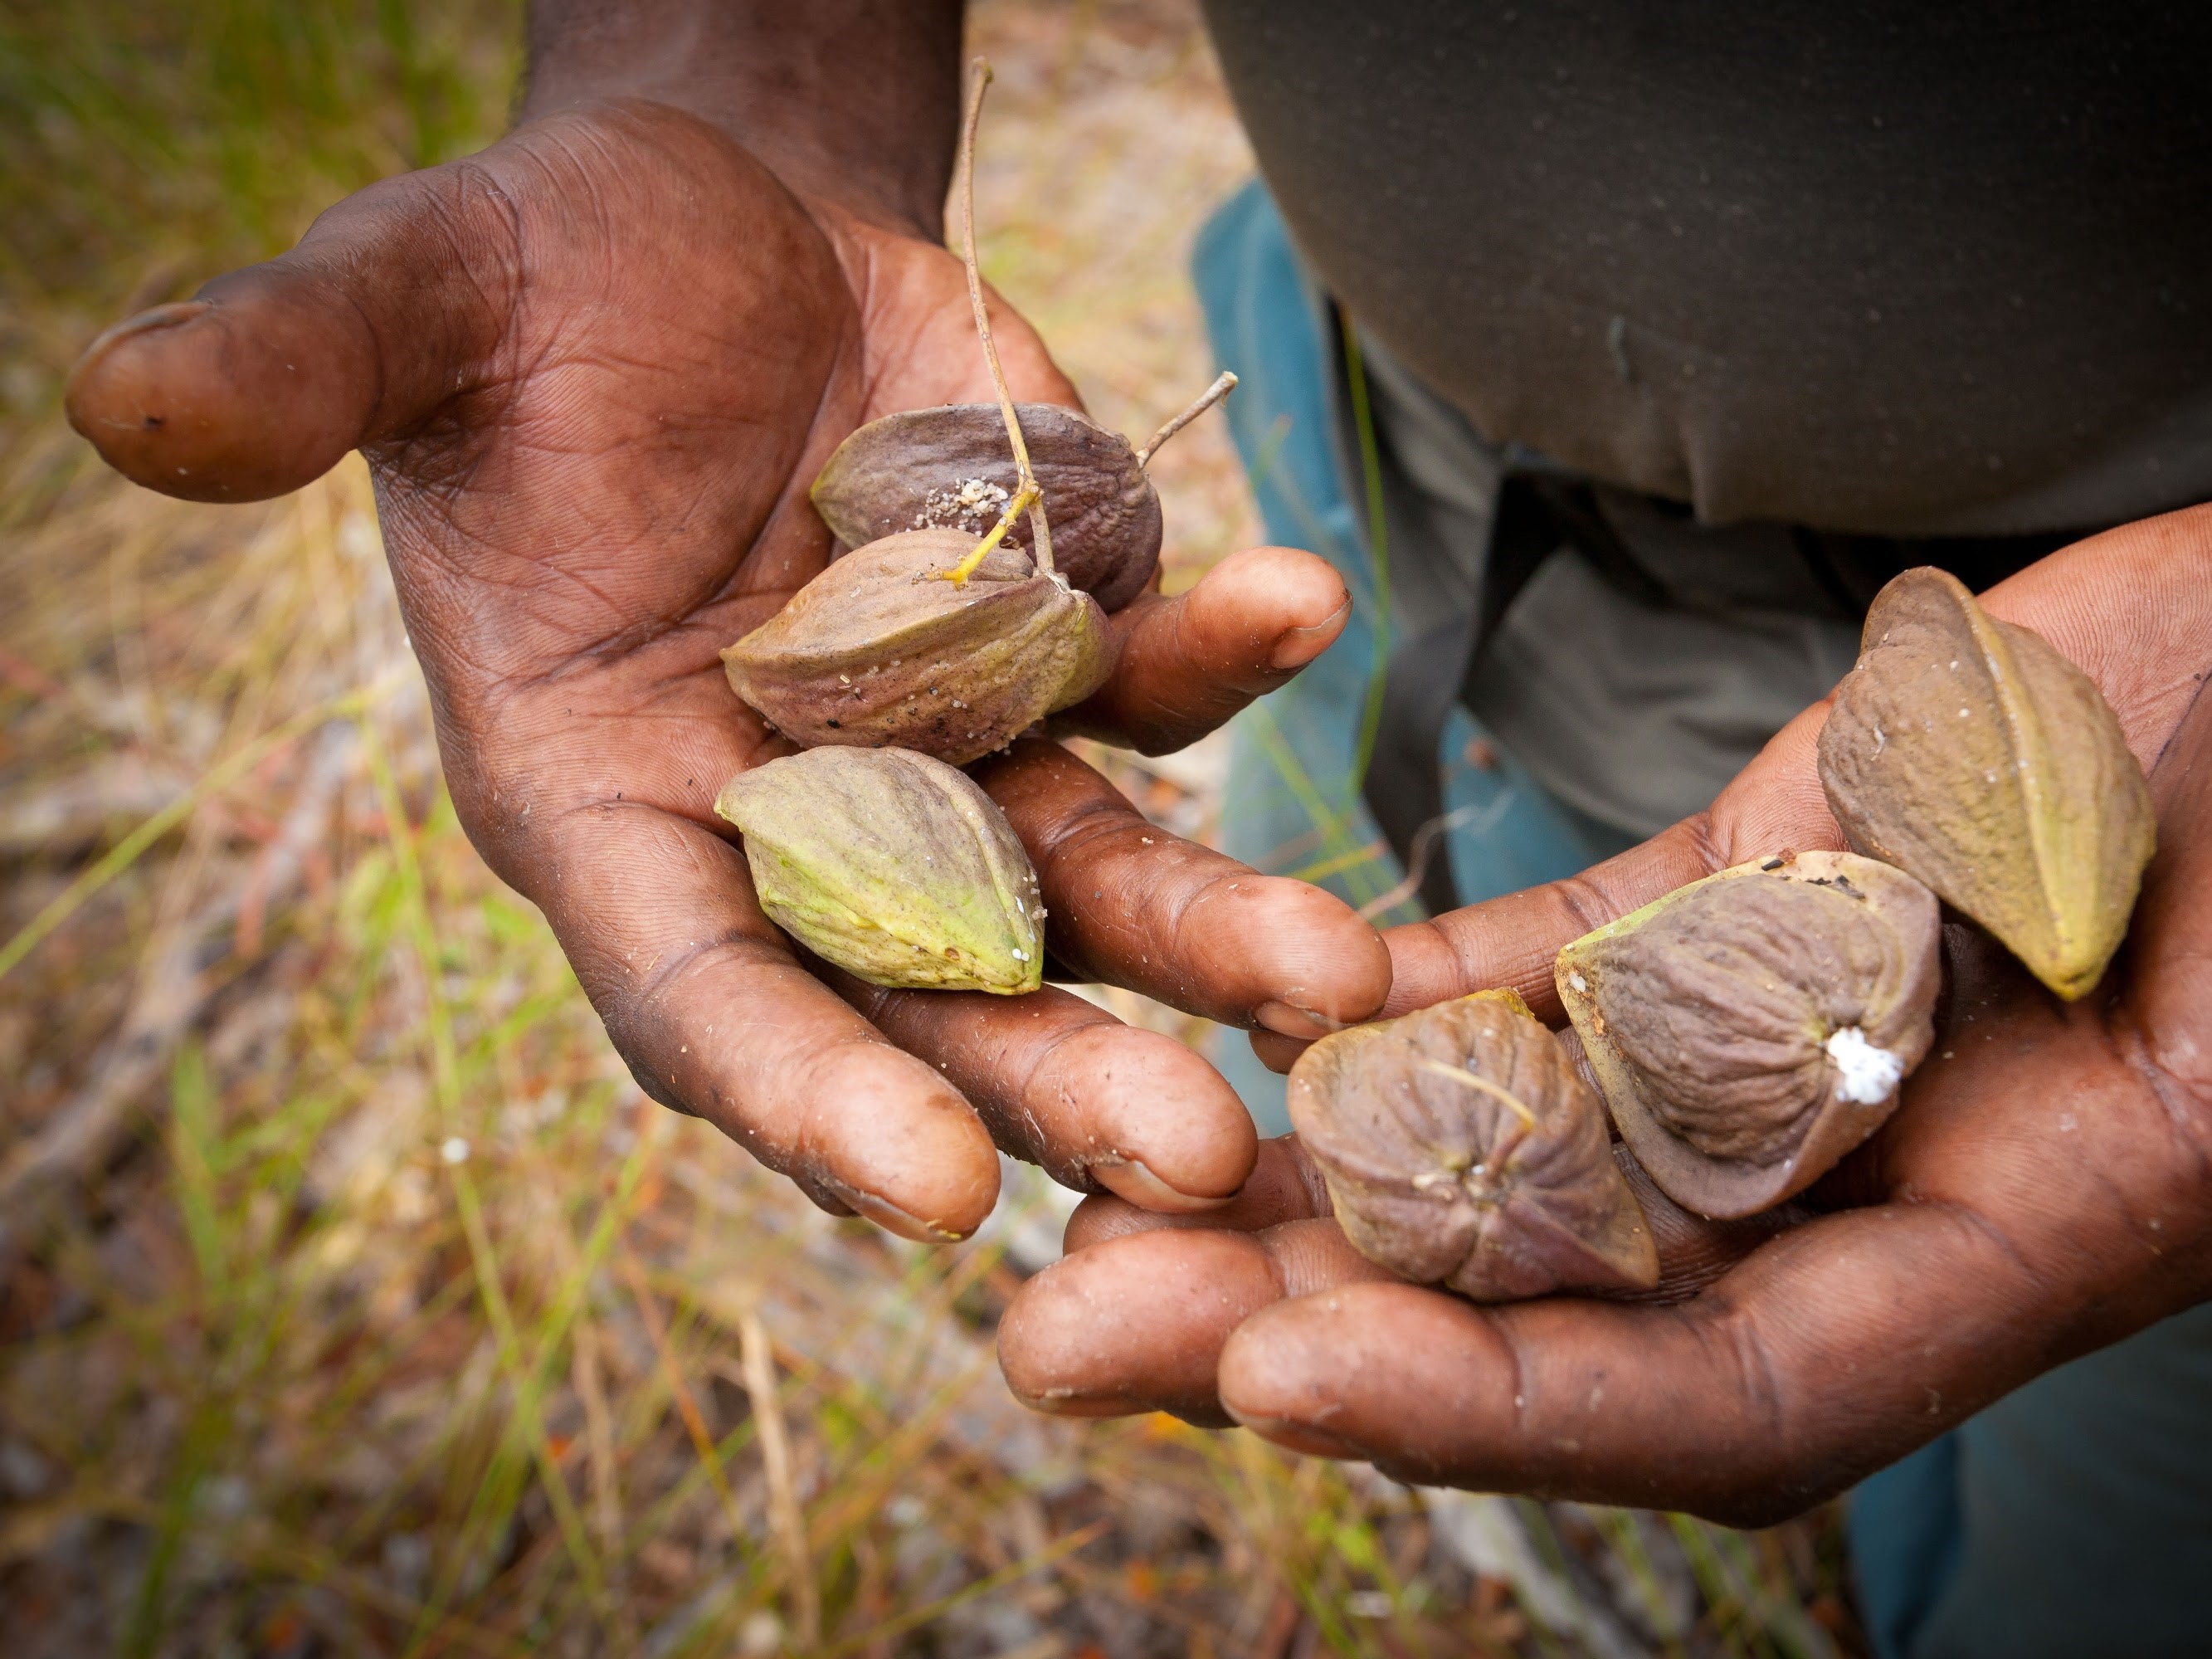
[
  {"x1": 738, "y1": 1304, "x2": 821, "y2": 1648},
  {"x1": 1136, "y1": 370, "x2": 1238, "y2": 466},
  {"x1": 949, "y1": 56, "x2": 1055, "y2": 580}
]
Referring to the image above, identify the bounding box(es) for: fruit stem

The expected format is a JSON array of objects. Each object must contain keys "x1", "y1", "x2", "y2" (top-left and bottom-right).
[
  {"x1": 1136, "y1": 371, "x2": 1238, "y2": 467},
  {"x1": 1417, "y1": 1059, "x2": 1538, "y2": 1131},
  {"x1": 939, "y1": 480, "x2": 1040, "y2": 585},
  {"x1": 957, "y1": 57, "x2": 1055, "y2": 576}
]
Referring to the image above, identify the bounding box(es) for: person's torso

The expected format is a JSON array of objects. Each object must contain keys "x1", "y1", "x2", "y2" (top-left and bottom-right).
[{"x1": 1199, "y1": 0, "x2": 2212, "y2": 535}]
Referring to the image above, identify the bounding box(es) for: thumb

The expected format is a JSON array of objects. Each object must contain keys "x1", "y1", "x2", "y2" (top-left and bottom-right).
[
  {"x1": 64, "y1": 166, "x2": 509, "y2": 502},
  {"x1": 1381, "y1": 702, "x2": 1844, "y2": 1022}
]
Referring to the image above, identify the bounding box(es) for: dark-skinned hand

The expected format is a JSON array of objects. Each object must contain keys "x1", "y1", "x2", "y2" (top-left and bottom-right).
[
  {"x1": 1000, "y1": 508, "x2": 2212, "y2": 1525},
  {"x1": 63, "y1": 76, "x2": 1386, "y2": 1240}
]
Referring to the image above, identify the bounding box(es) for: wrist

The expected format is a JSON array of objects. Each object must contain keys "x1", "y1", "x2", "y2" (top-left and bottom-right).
[{"x1": 519, "y1": 0, "x2": 964, "y2": 237}]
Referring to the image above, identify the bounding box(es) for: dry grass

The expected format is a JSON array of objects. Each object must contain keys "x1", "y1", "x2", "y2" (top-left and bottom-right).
[{"x1": 0, "y1": 2, "x2": 1863, "y2": 1653}]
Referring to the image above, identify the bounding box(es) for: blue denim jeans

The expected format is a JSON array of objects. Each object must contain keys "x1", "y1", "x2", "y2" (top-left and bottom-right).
[{"x1": 1191, "y1": 178, "x2": 2212, "y2": 1658}]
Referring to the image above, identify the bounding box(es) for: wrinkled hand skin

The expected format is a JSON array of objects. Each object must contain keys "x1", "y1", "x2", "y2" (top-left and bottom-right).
[
  {"x1": 1000, "y1": 511, "x2": 2212, "y2": 1525},
  {"x1": 64, "y1": 94, "x2": 1386, "y2": 1242}
]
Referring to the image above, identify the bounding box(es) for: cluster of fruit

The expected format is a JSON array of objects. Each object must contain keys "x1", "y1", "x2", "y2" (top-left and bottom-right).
[
  {"x1": 1293, "y1": 568, "x2": 2156, "y2": 1297},
  {"x1": 713, "y1": 61, "x2": 1231, "y2": 999}
]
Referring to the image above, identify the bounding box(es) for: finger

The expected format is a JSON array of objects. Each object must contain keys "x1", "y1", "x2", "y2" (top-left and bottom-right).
[
  {"x1": 828, "y1": 972, "x2": 1256, "y2": 1211},
  {"x1": 971, "y1": 739, "x2": 1393, "y2": 1039},
  {"x1": 1061, "y1": 1135, "x2": 1334, "y2": 1252},
  {"x1": 1248, "y1": 1027, "x2": 1308, "y2": 1074},
  {"x1": 1023, "y1": 1138, "x2": 1798, "y2": 1427},
  {"x1": 65, "y1": 163, "x2": 512, "y2": 502},
  {"x1": 1382, "y1": 701, "x2": 1843, "y2": 1021},
  {"x1": 998, "y1": 1217, "x2": 1392, "y2": 1426},
  {"x1": 1216, "y1": 1201, "x2": 2013, "y2": 1528},
  {"x1": 1056, "y1": 545, "x2": 1352, "y2": 751},
  {"x1": 529, "y1": 801, "x2": 1001, "y2": 1242}
]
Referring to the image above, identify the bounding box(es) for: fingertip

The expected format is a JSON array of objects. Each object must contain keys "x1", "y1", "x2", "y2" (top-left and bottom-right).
[
  {"x1": 800, "y1": 1040, "x2": 1001, "y2": 1240},
  {"x1": 1221, "y1": 1412, "x2": 1370, "y2": 1460},
  {"x1": 1186, "y1": 544, "x2": 1352, "y2": 671},
  {"x1": 1062, "y1": 1190, "x2": 1153, "y2": 1252},
  {"x1": 1196, "y1": 873, "x2": 1392, "y2": 1031},
  {"x1": 66, "y1": 281, "x2": 378, "y2": 502},
  {"x1": 998, "y1": 1227, "x2": 1283, "y2": 1420},
  {"x1": 1215, "y1": 1282, "x2": 1442, "y2": 1440},
  {"x1": 1063, "y1": 1136, "x2": 1333, "y2": 1253},
  {"x1": 1092, "y1": 1158, "x2": 1235, "y2": 1213},
  {"x1": 1249, "y1": 1027, "x2": 1310, "y2": 1075},
  {"x1": 1066, "y1": 1026, "x2": 1257, "y2": 1206}
]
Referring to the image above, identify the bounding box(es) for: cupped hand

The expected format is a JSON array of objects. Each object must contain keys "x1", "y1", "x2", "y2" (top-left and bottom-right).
[
  {"x1": 64, "y1": 98, "x2": 1387, "y2": 1241},
  {"x1": 999, "y1": 508, "x2": 2212, "y2": 1524}
]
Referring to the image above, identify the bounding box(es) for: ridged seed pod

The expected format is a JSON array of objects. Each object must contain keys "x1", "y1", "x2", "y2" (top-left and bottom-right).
[
  {"x1": 810, "y1": 403, "x2": 1162, "y2": 611},
  {"x1": 1556, "y1": 851, "x2": 1940, "y2": 1219},
  {"x1": 715, "y1": 747, "x2": 1045, "y2": 994},
  {"x1": 1817, "y1": 565, "x2": 2155, "y2": 1000},
  {"x1": 722, "y1": 528, "x2": 1108, "y2": 767},
  {"x1": 1289, "y1": 989, "x2": 1659, "y2": 1301}
]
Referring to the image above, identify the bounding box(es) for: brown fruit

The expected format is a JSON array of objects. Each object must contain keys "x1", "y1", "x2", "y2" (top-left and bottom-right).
[
  {"x1": 715, "y1": 746, "x2": 1045, "y2": 994},
  {"x1": 1817, "y1": 566, "x2": 2154, "y2": 1000},
  {"x1": 810, "y1": 403, "x2": 1162, "y2": 612},
  {"x1": 1556, "y1": 851, "x2": 1940, "y2": 1219},
  {"x1": 1288, "y1": 989, "x2": 1659, "y2": 1300},
  {"x1": 721, "y1": 527, "x2": 1109, "y2": 767}
]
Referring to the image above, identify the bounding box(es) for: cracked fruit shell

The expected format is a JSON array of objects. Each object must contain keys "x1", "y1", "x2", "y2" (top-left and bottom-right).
[{"x1": 1556, "y1": 851, "x2": 1940, "y2": 1220}]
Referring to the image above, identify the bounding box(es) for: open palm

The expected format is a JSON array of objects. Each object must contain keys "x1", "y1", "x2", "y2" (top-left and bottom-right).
[
  {"x1": 68, "y1": 98, "x2": 1389, "y2": 1240},
  {"x1": 1000, "y1": 510, "x2": 2212, "y2": 1523}
]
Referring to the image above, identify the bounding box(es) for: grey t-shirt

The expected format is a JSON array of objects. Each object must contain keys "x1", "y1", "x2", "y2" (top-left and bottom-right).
[{"x1": 1201, "y1": 0, "x2": 2212, "y2": 537}]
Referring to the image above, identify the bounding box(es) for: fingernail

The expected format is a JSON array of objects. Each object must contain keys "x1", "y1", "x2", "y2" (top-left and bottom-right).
[
  {"x1": 1013, "y1": 1385, "x2": 1139, "y2": 1420},
  {"x1": 87, "y1": 301, "x2": 214, "y2": 361},
  {"x1": 816, "y1": 1175, "x2": 967, "y2": 1244},
  {"x1": 126, "y1": 300, "x2": 213, "y2": 334},
  {"x1": 1269, "y1": 595, "x2": 1353, "y2": 670},
  {"x1": 1255, "y1": 999, "x2": 1337, "y2": 1041},
  {"x1": 1225, "y1": 1409, "x2": 1369, "y2": 1460},
  {"x1": 1092, "y1": 1156, "x2": 1233, "y2": 1214}
]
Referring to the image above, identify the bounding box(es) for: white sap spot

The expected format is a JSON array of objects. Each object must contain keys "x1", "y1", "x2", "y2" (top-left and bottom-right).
[
  {"x1": 1011, "y1": 948, "x2": 1028, "y2": 962},
  {"x1": 440, "y1": 1136, "x2": 471, "y2": 1165},
  {"x1": 1827, "y1": 1027, "x2": 1905, "y2": 1105},
  {"x1": 1568, "y1": 971, "x2": 1589, "y2": 994}
]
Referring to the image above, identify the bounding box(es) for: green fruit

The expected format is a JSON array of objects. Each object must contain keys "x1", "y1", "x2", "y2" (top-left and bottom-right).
[{"x1": 715, "y1": 747, "x2": 1045, "y2": 994}]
